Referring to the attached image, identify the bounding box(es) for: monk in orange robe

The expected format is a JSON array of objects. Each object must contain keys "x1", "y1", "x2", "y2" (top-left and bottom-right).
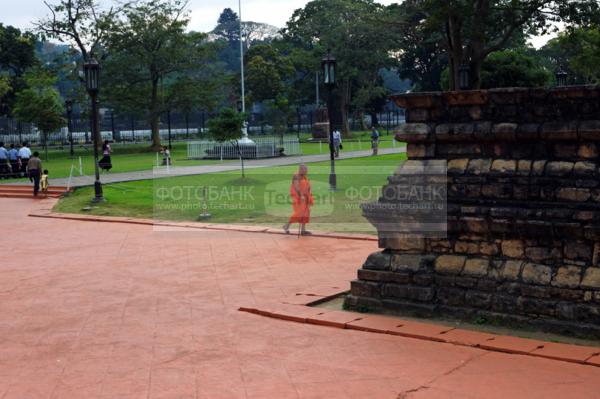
[{"x1": 283, "y1": 164, "x2": 314, "y2": 235}]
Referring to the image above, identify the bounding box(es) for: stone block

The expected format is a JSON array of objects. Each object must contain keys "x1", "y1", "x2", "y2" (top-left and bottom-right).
[
  {"x1": 532, "y1": 160, "x2": 547, "y2": 176},
  {"x1": 492, "y1": 123, "x2": 518, "y2": 140},
  {"x1": 516, "y1": 123, "x2": 540, "y2": 140},
  {"x1": 463, "y1": 258, "x2": 490, "y2": 277},
  {"x1": 465, "y1": 291, "x2": 492, "y2": 309},
  {"x1": 406, "y1": 108, "x2": 429, "y2": 123},
  {"x1": 382, "y1": 283, "x2": 408, "y2": 299},
  {"x1": 540, "y1": 121, "x2": 578, "y2": 140},
  {"x1": 578, "y1": 120, "x2": 600, "y2": 139},
  {"x1": 395, "y1": 123, "x2": 432, "y2": 143},
  {"x1": 381, "y1": 236, "x2": 425, "y2": 252},
  {"x1": 554, "y1": 143, "x2": 578, "y2": 158},
  {"x1": 447, "y1": 158, "x2": 470, "y2": 174},
  {"x1": 551, "y1": 266, "x2": 582, "y2": 289},
  {"x1": 516, "y1": 160, "x2": 532, "y2": 176},
  {"x1": 556, "y1": 188, "x2": 591, "y2": 202},
  {"x1": 573, "y1": 162, "x2": 596, "y2": 176},
  {"x1": 517, "y1": 296, "x2": 556, "y2": 317},
  {"x1": 437, "y1": 287, "x2": 465, "y2": 306},
  {"x1": 407, "y1": 143, "x2": 434, "y2": 158},
  {"x1": 454, "y1": 241, "x2": 479, "y2": 254},
  {"x1": 578, "y1": 143, "x2": 598, "y2": 159},
  {"x1": 466, "y1": 158, "x2": 492, "y2": 175},
  {"x1": 545, "y1": 161, "x2": 574, "y2": 177},
  {"x1": 521, "y1": 263, "x2": 552, "y2": 285},
  {"x1": 350, "y1": 280, "x2": 380, "y2": 298},
  {"x1": 480, "y1": 242, "x2": 499, "y2": 256},
  {"x1": 581, "y1": 267, "x2": 600, "y2": 289},
  {"x1": 525, "y1": 247, "x2": 558, "y2": 263},
  {"x1": 406, "y1": 286, "x2": 435, "y2": 302},
  {"x1": 363, "y1": 251, "x2": 392, "y2": 270},
  {"x1": 390, "y1": 254, "x2": 433, "y2": 272},
  {"x1": 491, "y1": 159, "x2": 517, "y2": 174},
  {"x1": 436, "y1": 123, "x2": 474, "y2": 141},
  {"x1": 500, "y1": 260, "x2": 523, "y2": 281},
  {"x1": 564, "y1": 241, "x2": 593, "y2": 261},
  {"x1": 434, "y1": 255, "x2": 466, "y2": 275},
  {"x1": 501, "y1": 240, "x2": 524, "y2": 258}
]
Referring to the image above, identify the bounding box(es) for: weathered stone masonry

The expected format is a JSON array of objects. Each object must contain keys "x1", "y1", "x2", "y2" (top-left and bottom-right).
[{"x1": 345, "y1": 86, "x2": 600, "y2": 337}]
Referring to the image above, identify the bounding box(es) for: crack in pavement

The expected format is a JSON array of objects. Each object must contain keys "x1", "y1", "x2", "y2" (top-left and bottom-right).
[{"x1": 396, "y1": 351, "x2": 489, "y2": 399}]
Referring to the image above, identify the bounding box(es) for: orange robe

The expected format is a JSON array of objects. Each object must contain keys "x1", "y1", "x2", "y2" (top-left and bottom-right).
[{"x1": 289, "y1": 174, "x2": 314, "y2": 224}]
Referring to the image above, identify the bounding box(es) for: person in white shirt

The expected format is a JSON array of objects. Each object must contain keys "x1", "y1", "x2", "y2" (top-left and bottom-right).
[
  {"x1": 18, "y1": 143, "x2": 32, "y2": 177},
  {"x1": 332, "y1": 129, "x2": 342, "y2": 158}
]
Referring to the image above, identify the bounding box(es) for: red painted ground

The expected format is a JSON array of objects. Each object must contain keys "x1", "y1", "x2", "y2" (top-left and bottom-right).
[{"x1": 2, "y1": 198, "x2": 600, "y2": 399}]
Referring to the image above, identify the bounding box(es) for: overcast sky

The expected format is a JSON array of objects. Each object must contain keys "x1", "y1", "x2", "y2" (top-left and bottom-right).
[{"x1": 3, "y1": 0, "x2": 550, "y2": 47}]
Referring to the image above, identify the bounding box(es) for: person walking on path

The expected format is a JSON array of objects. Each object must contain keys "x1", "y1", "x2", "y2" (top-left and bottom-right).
[
  {"x1": 0, "y1": 142, "x2": 9, "y2": 179},
  {"x1": 283, "y1": 164, "x2": 314, "y2": 236},
  {"x1": 332, "y1": 129, "x2": 342, "y2": 158},
  {"x1": 99, "y1": 140, "x2": 112, "y2": 172},
  {"x1": 8, "y1": 144, "x2": 19, "y2": 178},
  {"x1": 18, "y1": 142, "x2": 31, "y2": 177},
  {"x1": 27, "y1": 151, "x2": 42, "y2": 196},
  {"x1": 370, "y1": 126, "x2": 380, "y2": 156}
]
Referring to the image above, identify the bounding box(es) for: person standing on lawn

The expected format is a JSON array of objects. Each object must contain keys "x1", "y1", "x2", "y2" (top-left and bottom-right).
[
  {"x1": 8, "y1": 144, "x2": 19, "y2": 178},
  {"x1": 18, "y1": 142, "x2": 31, "y2": 177},
  {"x1": 332, "y1": 129, "x2": 342, "y2": 158},
  {"x1": 371, "y1": 126, "x2": 380, "y2": 156},
  {"x1": 27, "y1": 151, "x2": 42, "y2": 196},
  {"x1": 283, "y1": 164, "x2": 314, "y2": 236},
  {"x1": 98, "y1": 140, "x2": 112, "y2": 172},
  {"x1": 0, "y1": 142, "x2": 9, "y2": 179}
]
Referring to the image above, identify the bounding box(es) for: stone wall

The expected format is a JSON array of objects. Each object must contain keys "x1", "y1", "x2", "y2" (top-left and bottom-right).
[{"x1": 345, "y1": 86, "x2": 600, "y2": 338}]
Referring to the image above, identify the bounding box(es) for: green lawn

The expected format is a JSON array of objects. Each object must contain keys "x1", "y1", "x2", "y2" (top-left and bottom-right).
[
  {"x1": 7, "y1": 137, "x2": 404, "y2": 180},
  {"x1": 54, "y1": 153, "x2": 406, "y2": 233}
]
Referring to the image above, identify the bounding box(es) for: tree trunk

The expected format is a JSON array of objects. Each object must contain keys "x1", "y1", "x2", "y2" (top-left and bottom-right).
[
  {"x1": 149, "y1": 79, "x2": 162, "y2": 150},
  {"x1": 369, "y1": 112, "x2": 378, "y2": 128},
  {"x1": 340, "y1": 80, "x2": 352, "y2": 138}
]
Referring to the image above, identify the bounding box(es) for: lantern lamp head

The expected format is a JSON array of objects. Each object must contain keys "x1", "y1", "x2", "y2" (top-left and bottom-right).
[
  {"x1": 321, "y1": 49, "x2": 337, "y2": 87},
  {"x1": 459, "y1": 63, "x2": 470, "y2": 91},
  {"x1": 83, "y1": 58, "x2": 100, "y2": 95}
]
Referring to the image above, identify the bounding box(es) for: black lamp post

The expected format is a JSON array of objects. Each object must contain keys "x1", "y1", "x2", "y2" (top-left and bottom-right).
[
  {"x1": 556, "y1": 69, "x2": 568, "y2": 87},
  {"x1": 459, "y1": 63, "x2": 470, "y2": 91},
  {"x1": 84, "y1": 58, "x2": 103, "y2": 202},
  {"x1": 65, "y1": 98, "x2": 74, "y2": 157},
  {"x1": 322, "y1": 49, "x2": 337, "y2": 191}
]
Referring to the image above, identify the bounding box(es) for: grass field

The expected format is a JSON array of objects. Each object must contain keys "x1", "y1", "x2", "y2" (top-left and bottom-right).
[
  {"x1": 54, "y1": 153, "x2": 406, "y2": 233},
  {"x1": 4, "y1": 135, "x2": 403, "y2": 180}
]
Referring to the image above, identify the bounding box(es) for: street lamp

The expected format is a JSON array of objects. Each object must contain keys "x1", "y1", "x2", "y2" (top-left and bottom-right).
[
  {"x1": 167, "y1": 109, "x2": 172, "y2": 150},
  {"x1": 65, "y1": 98, "x2": 74, "y2": 158},
  {"x1": 459, "y1": 63, "x2": 470, "y2": 91},
  {"x1": 556, "y1": 68, "x2": 568, "y2": 87},
  {"x1": 322, "y1": 49, "x2": 337, "y2": 191},
  {"x1": 84, "y1": 58, "x2": 104, "y2": 202}
]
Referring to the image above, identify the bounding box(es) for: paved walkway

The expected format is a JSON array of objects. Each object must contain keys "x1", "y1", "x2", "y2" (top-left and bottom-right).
[
  {"x1": 1, "y1": 198, "x2": 600, "y2": 398},
  {"x1": 5, "y1": 148, "x2": 404, "y2": 188}
]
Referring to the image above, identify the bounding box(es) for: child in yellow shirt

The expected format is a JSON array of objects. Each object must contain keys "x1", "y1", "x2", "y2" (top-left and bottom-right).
[{"x1": 40, "y1": 169, "x2": 49, "y2": 194}]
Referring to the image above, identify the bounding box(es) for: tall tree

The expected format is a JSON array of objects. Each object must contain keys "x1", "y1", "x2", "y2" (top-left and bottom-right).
[
  {"x1": 389, "y1": 0, "x2": 600, "y2": 90},
  {"x1": 102, "y1": 0, "x2": 222, "y2": 150},
  {"x1": 283, "y1": 0, "x2": 394, "y2": 135},
  {"x1": 0, "y1": 24, "x2": 37, "y2": 115},
  {"x1": 541, "y1": 28, "x2": 600, "y2": 84},
  {"x1": 12, "y1": 68, "x2": 65, "y2": 160}
]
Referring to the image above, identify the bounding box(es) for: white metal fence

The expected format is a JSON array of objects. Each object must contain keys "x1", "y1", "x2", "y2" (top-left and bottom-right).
[{"x1": 187, "y1": 136, "x2": 301, "y2": 160}]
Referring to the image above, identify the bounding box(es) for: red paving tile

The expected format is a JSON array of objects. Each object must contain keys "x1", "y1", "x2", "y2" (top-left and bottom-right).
[
  {"x1": 346, "y1": 314, "x2": 404, "y2": 333},
  {"x1": 2, "y1": 198, "x2": 600, "y2": 399},
  {"x1": 388, "y1": 320, "x2": 455, "y2": 342},
  {"x1": 306, "y1": 310, "x2": 364, "y2": 328},
  {"x1": 439, "y1": 329, "x2": 498, "y2": 347},
  {"x1": 478, "y1": 335, "x2": 546, "y2": 354}
]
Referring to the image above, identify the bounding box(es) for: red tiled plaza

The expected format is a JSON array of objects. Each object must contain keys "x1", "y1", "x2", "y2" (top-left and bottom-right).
[{"x1": 2, "y1": 198, "x2": 600, "y2": 399}]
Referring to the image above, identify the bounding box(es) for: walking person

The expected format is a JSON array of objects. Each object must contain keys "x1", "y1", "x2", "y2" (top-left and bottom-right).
[
  {"x1": 332, "y1": 129, "x2": 342, "y2": 158},
  {"x1": 283, "y1": 164, "x2": 314, "y2": 236},
  {"x1": 8, "y1": 144, "x2": 20, "y2": 178},
  {"x1": 0, "y1": 142, "x2": 9, "y2": 179},
  {"x1": 27, "y1": 151, "x2": 42, "y2": 196},
  {"x1": 18, "y1": 142, "x2": 31, "y2": 178},
  {"x1": 98, "y1": 140, "x2": 112, "y2": 172},
  {"x1": 161, "y1": 146, "x2": 171, "y2": 166},
  {"x1": 370, "y1": 126, "x2": 380, "y2": 156}
]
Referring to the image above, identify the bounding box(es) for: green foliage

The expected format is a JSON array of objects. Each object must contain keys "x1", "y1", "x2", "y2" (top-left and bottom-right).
[
  {"x1": 440, "y1": 48, "x2": 552, "y2": 89},
  {"x1": 542, "y1": 28, "x2": 600, "y2": 84},
  {"x1": 12, "y1": 68, "x2": 65, "y2": 134},
  {"x1": 282, "y1": 0, "x2": 394, "y2": 133},
  {"x1": 207, "y1": 108, "x2": 246, "y2": 142},
  {"x1": 0, "y1": 24, "x2": 37, "y2": 115},
  {"x1": 390, "y1": 0, "x2": 600, "y2": 90},
  {"x1": 102, "y1": 0, "x2": 225, "y2": 148}
]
